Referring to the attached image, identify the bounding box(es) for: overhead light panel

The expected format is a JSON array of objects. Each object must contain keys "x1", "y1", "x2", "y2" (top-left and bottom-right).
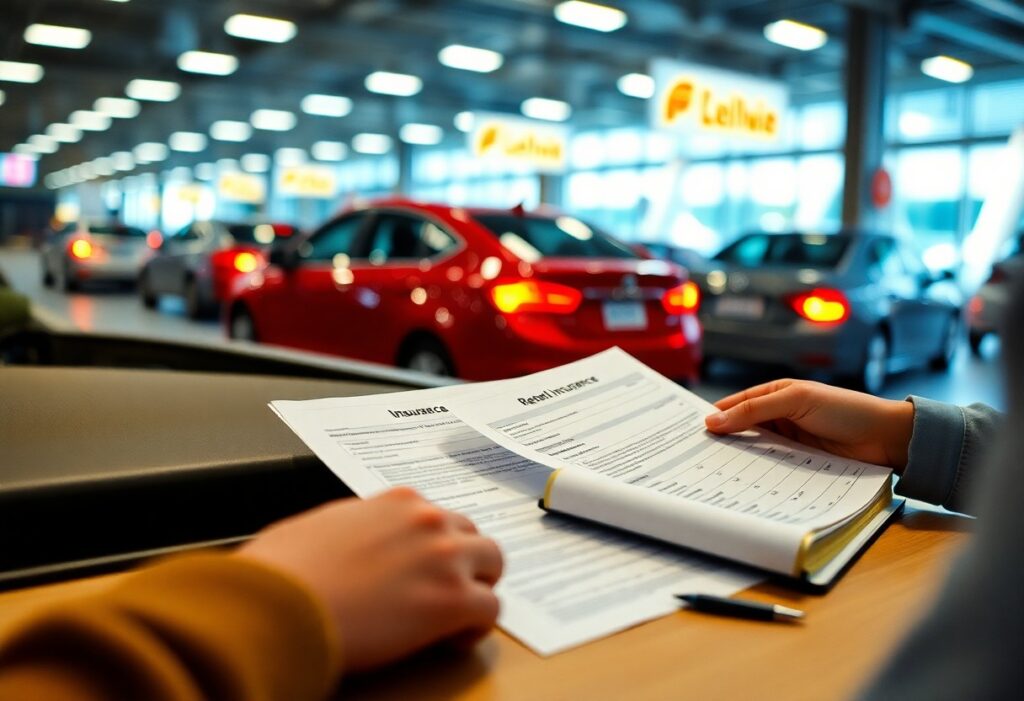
[
  {"x1": 94, "y1": 96, "x2": 141, "y2": 118},
  {"x1": 554, "y1": 1, "x2": 627, "y2": 32},
  {"x1": 194, "y1": 162, "x2": 216, "y2": 180},
  {"x1": 301, "y1": 93, "x2": 353, "y2": 117},
  {"x1": 13, "y1": 143, "x2": 39, "y2": 156},
  {"x1": 126, "y1": 79, "x2": 180, "y2": 102},
  {"x1": 438, "y1": 44, "x2": 503, "y2": 73},
  {"x1": 210, "y1": 120, "x2": 252, "y2": 142},
  {"x1": 521, "y1": 97, "x2": 572, "y2": 122},
  {"x1": 224, "y1": 14, "x2": 297, "y2": 43},
  {"x1": 251, "y1": 109, "x2": 296, "y2": 131},
  {"x1": 47, "y1": 123, "x2": 83, "y2": 143},
  {"x1": 0, "y1": 61, "x2": 45, "y2": 83},
  {"x1": 24, "y1": 23, "x2": 92, "y2": 49},
  {"x1": 177, "y1": 50, "x2": 238, "y2": 76},
  {"x1": 241, "y1": 153, "x2": 271, "y2": 173},
  {"x1": 134, "y1": 142, "x2": 168, "y2": 163},
  {"x1": 111, "y1": 151, "x2": 134, "y2": 171},
  {"x1": 28, "y1": 135, "x2": 59, "y2": 153},
  {"x1": 352, "y1": 133, "x2": 392, "y2": 154},
  {"x1": 312, "y1": 140, "x2": 348, "y2": 162},
  {"x1": 274, "y1": 147, "x2": 306, "y2": 166},
  {"x1": 217, "y1": 158, "x2": 240, "y2": 171},
  {"x1": 70, "y1": 110, "x2": 112, "y2": 131},
  {"x1": 617, "y1": 72, "x2": 654, "y2": 99},
  {"x1": 921, "y1": 55, "x2": 973, "y2": 83},
  {"x1": 92, "y1": 157, "x2": 115, "y2": 176},
  {"x1": 763, "y1": 19, "x2": 828, "y2": 51},
  {"x1": 454, "y1": 111, "x2": 475, "y2": 133},
  {"x1": 365, "y1": 71, "x2": 422, "y2": 96},
  {"x1": 169, "y1": 131, "x2": 208, "y2": 152},
  {"x1": 399, "y1": 123, "x2": 444, "y2": 145}
]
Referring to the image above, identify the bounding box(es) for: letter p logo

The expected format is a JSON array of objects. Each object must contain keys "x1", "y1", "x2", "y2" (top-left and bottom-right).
[{"x1": 664, "y1": 80, "x2": 694, "y2": 123}]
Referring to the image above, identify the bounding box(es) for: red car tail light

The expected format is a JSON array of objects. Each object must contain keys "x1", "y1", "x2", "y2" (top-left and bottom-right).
[
  {"x1": 489, "y1": 280, "x2": 582, "y2": 315},
  {"x1": 69, "y1": 239, "x2": 93, "y2": 260},
  {"x1": 662, "y1": 281, "x2": 700, "y2": 314},
  {"x1": 789, "y1": 288, "x2": 850, "y2": 324},
  {"x1": 146, "y1": 230, "x2": 163, "y2": 249}
]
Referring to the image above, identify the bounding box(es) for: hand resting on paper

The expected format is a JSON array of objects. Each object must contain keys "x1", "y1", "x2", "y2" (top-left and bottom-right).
[
  {"x1": 704, "y1": 379, "x2": 914, "y2": 472},
  {"x1": 238, "y1": 486, "x2": 504, "y2": 676}
]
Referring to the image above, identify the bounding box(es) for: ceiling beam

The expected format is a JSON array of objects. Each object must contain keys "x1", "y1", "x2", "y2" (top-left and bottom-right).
[{"x1": 914, "y1": 10, "x2": 1024, "y2": 63}]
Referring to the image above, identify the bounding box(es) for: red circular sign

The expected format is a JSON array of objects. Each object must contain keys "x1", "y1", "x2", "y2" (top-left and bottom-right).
[{"x1": 871, "y1": 168, "x2": 892, "y2": 209}]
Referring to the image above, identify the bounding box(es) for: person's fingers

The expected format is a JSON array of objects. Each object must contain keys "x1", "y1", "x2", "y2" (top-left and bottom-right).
[
  {"x1": 463, "y1": 535, "x2": 504, "y2": 585},
  {"x1": 713, "y1": 379, "x2": 793, "y2": 411},
  {"x1": 447, "y1": 511, "x2": 479, "y2": 534},
  {"x1": 706, "y1": 386, "x2": 804, "y2": 434},
  {"x1": 454, "y1": 582, "x2": 501, "y2": 632}
]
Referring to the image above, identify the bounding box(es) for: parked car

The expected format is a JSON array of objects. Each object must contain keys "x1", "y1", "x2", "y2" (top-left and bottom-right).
[
  {"x1": 41, "y1": 222, "x2": 153, "y2": 292},
  {"x1": 226, "y1": 199, "x2": 702, "y2": 382},
  {"x1": 967, "y1": 234, "x2": 1023, "y2": 354},
  {"x1": 633, "y1": 242, "x2": 710, "y2": 276},
  {"x1": 139, "y1": 220, "x2": 296, "y2": 319},
  {"x1": 692, "y1": 231, "x2": 962, "y2": 394}
]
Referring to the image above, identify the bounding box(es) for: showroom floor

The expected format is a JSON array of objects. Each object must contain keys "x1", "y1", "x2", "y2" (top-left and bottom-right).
[{"x1": 1, "y1": 246, "x2": 1007, "y2": 410}]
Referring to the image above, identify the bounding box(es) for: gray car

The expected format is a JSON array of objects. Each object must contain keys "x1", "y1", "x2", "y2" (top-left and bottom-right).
[
  {"x1": 41, "y1": 222, "x2": 152, "y2": 292},
  {"x1": 693, "y1": 232, "x2": 963, "y2": 394},
  {"x1": 967, "y1": 235, "x2": 1023, "y2": 354}
]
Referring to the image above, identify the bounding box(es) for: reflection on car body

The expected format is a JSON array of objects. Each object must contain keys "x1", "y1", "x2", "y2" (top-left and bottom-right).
[
  {"x1": 226, "y1": 199, "x2": 703, "y2": 382},
  {"x1": 692, "y1": 231, "x2": 963, "y2": 394}
]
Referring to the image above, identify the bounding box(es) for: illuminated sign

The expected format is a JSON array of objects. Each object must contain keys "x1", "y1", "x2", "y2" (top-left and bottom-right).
[
  {"x1": 469, "y1": 114, "x2": 568, "y2": 173},
  {"x1": 0, "y1": 153, "x2": 37, "y2": 188},
  {"x1": 651, "y1": 59, "x2": 788, "y2": 141},
  {"x1": 217, "y1": 172, "x2": 266, "y2": 204},
  {"x1": 276, "y1": 165, "x2": 338, "y2": 198}
]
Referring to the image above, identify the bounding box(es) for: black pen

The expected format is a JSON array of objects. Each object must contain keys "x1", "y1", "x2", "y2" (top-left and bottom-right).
[{"x1": 675, "y1": 594, "x2": 805, "y2": 622}]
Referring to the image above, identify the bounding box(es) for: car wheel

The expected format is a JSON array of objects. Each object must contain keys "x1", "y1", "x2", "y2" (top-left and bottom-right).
[
  {"x1": 857, "y1": 330, "x2": 888, "y2": 396},
  {"x1": 401, "y1": 338, "x2": 455, "y2": 377},
  {"x1": 139, "y1": 272, "x2": 157, "y2": 309},
  {"x1": 968, "y1": 330, "x2": 986, "y2": 357},
  {"x1": 229, "y1": 306, "x2": 258, "y2": 342},
  {"x1": 929, "y1": 314, "x2": 960, "y2": 371},
  {"x1": 184, "y1": 278, "x2": 206, "y2": 320}
]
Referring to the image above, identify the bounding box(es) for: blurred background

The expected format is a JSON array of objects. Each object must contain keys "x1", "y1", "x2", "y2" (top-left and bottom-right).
[{"x1": 1, "y1": 0, "x2": 1022, "y2": 408}]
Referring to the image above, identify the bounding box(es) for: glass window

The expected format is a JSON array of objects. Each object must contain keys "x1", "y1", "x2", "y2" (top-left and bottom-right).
[
  {"x1": 897, "y1": 89, "x2": 965, "y2": 142},
  {"x1": 364, "y1": 213, "x2": 458, "y2": 263},
  {"x1": 570, "y1": 132, "x2": 606, "y2": 169},
  {"x1": 605, "y1": 129, "x2": 644, "y2": 165},
  {"x1": 715, "y1": 233, "x2": 851, "y2": 268},
  {"x1": 799, "y1": 101, "x2": 846, "y2": 150},
  {"x1": 302, "y1": 213, "x2": 367, "y2": 261},
  {"x1": 971, "y1": 79, "x2": 1024, "y2": 135},
  {"x1": 892, "y1": 147, "x2": 963, "y2": 250},
  {"x1": 473, "y1": 214, "x2": 638, "y2": 260},
  {"x1": 866, "y1": 237, "x2": 902, "y2": 280},
  {"x1": 795, "y1": 154, "x2": 844, "y2": 231}
]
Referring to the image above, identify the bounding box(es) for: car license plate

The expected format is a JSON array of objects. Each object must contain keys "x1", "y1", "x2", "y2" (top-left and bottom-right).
[
  {"x1": 602, "y1": 301, "x2": 648, "y2": 330},
  {"x1": 714, "y1": 296, "x2": 765, "y2": 319}
]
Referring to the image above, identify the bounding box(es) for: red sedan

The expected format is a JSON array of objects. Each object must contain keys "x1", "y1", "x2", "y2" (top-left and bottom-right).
[{"x1": 225, "y1": 199, "x2": 702, "y2": 382}]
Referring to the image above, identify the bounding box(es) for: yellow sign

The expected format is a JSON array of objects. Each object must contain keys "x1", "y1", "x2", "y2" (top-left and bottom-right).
[
  {"x1": 470, "y1": 114, "x2": 568, "y2": 173},
  {"x1": 652, "y1": 59, "x2": 788, "y2": 141},
  {"x1": 276, "y1": 166, "x2": 338, "y2": 198},
  {"x1": 217, "y1": 173, "x2": 266, "y2": 204}
]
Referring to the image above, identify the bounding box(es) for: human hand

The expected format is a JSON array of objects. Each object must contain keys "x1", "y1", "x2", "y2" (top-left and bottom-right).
[
  {"x1": 704, "y1": 379, "x2": 914, "y2": 471},
  {"x1": 237, "y1": 487, "x2": 503, "y2": 676}
]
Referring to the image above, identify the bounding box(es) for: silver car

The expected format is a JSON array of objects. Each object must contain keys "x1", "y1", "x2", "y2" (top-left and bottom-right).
[
  {"x1": 41, "y1": 222, "x2": 153, "y2": 292},
  {"x1": 967, "y1": 236, "x2": 1023, "y2": 354},
  {"x1": 694, "y1": 232, "x2": 963, "y2": 394}
]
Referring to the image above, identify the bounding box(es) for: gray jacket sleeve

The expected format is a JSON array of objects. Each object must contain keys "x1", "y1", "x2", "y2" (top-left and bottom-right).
[{"x1": 894, "y1": 396, "x2": 1003, "y2": 515}]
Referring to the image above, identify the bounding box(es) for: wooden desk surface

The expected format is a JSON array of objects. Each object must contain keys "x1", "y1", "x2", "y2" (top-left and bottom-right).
[{"x1": 0, "y1": 507, "x2": 971, "y2": 701}]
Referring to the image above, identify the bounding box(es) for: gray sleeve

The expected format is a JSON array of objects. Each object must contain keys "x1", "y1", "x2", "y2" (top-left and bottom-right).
[{"x1": 894, "y1": 396, "x2": 1003, "y2": 515}]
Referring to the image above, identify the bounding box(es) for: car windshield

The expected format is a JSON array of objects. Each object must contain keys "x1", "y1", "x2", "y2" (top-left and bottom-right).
[
  {"x1": 86, "y1": 225, "x2": 147, "y2": 238},
  {"x1": 473, "y1": 214, "x2": 638, "y2": 262},
  {"x1": 226, "y1": 223, "x2": 294, "y2": 245},
  {"x1": 714, "y1": 233, "x2": 851, "y2": 268}
]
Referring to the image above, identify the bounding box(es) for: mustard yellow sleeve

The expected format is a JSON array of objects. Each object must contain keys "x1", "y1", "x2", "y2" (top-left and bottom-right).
[{"x1": 0, "y1": 554, "x2": 342, "y2": 701}]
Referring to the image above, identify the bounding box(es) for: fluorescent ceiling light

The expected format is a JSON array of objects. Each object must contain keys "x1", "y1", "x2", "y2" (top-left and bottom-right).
[
  {"x1": 521, "y1": 97, "x2": 572, "y2": 122},
  {"x1": 352, "y1": 133, "x2": 392, "y2": 154},
  {"x1": 70, "y1": 110, "x2": 112, "y2": 131},
  {"x1": 399, "y1": 123, "x2": 444, "y2": 145},
  {"x1": 24, "y1": 23, "x2": 92, "y2": 49},
  {"x1": 94, "y1": 97, "x2": 141, "y2": 118},
  {"x1": 365, "y1": 71, "x2": 422, "y2": 96},
  {"x1": 0, "y1": 61, "x2": 45, "y2": 83},
  {"x1": 134, "y1": 142, "x2": 168, "y2": 163},
  {"x1": 617, "y1": 72, "x2": 654, "y2": 99},
  {"x1": 554, "y1": 1, "x2": 627, "y2": 32},
  {"x1": 763, "y1": 19, "x2": 828, "y2": 51},
  {"x1": 169, "y1": 131, "x2": 208, "y2": 152},
  {"x1": 79, "y1": 162, "x2": 98, "y2": 179},
  {"x1": 29, "y1": 135, "x2": 59, "y2": 153},
  {"x1": 251, "y1": 109, "x2": 296, "y2": 131},
  {"x1": 454, "y1": 111, "x2": 475, "y2": 133},
  {"x1": 217, "y1": 158, "x2": 239, "y2": 171},
  {"x1": 301, "y1": 93, "x2": 353, "y2": 117},
  {"x1": 194, "y1": 162, "x2": 216, "y2": 180},
  {"x1": 126, "y1": 78, "x2": 180, "y2": 102},
  {"x1": 111, "y1": 151, "x2": 134, "y2": 171},
  {"x1": 177, "y1": 50, "x2": 238, "y2": 76},
  {"x1": 224, "y1": 14, "x2": 297, "y2": 43},
  {"x1": 241, "y1": 153, "x2": 270, "y2": 173},
  {"x1": 13, "y1": 143, "x2": 40, "y2": 156},
  {"x1": 312, "y1": 140, "x2": 348, "y2": 162},
  {"x1": 168, "y1": 166, "x2": 192, "y2": 180},
  {"x1": 921, "y1": 55, "x2": 974, "y2": 83},
  {"x1": 438, "y1": 44, "x2": 504, "y2": 73},
  {"x1": 274, "y1": 147, "x2": 306, "y2": 166},
  {"x1": 210, "y1": 120, "x2": 252, "y2": 142},
  {"x1": 46, "y1": 123, "x2": 83, "y2": 143},
  {"x1": 92, "y1": 157, "x2": 115, "y2": 176}
]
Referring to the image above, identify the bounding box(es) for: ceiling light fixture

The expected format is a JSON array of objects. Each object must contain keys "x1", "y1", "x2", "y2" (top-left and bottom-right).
[
  {"x1": 438, "y1": 44, "x2": 504, "y2": 73},
  {"x1": 399, "y1": 123, "x2": 444, "y2": 145},
  {"x1": 194, "y1": 162, "x2": 216, "y2": 180},
  {"x1": 111, "y1": 152, "x2": 134, "y2": 171},
  {"x1": 209, "y1": 120, "x2": 252, "y2": 142},
  {"x1": 301, "y1": 93, "x2": 353, "y2": 117},
  {"x1": 352, "y1": 133, "x2": 393, "y2": 154},
  {"x1": 126, "y1": 79, "x2": 180, "y2": 102},
  {"x1": 617, "y1": 72, "x2": 655, "y2": 99},
  {"x1": 24, "y1": 23, "x2": 92, "y2": 49},
  {"x1": 177, "y1": 50, "x2": 238, "y2": 76},
  {"x1": 241, "y1": 153, "x2": 271, "y2": 173},
  {"x1": 134, "y1": 142, "x2": 169, "y2": 163},
  {"x1": 0, "y1": 61, "x2": 45, "y2": 83},
  {"x1": 763, "y1": 19, "x2": 828, "y2": 51},
  {"x1": 217, "y1": 158, "x2": 240, "y2": 171},
  {"x1": 554, "y1": 1, "x2": 627, "y2": 32},
  {"x1": 274, "y1": 147, "x2": 306, "y2": 166},
  {"x1": 46, "y1": 123, "x2": 83, "y2": 143},
  {"x1": 94, "y1": 97, "x2": 141, "y2": 118},
  {"x1": 224, "y1": 14, "x2": 297, "y2": 43},
  {"x1": 365, "y1": 71, "x2": 422, "y2": 96},
  {"x1": 250, "y1": 109, "x2": 297, "y2": 131},
  {"x1": 521, "y1": 97, "x2": 572, "y2": 122},
  {"x1": 921, "y1": 55, "x2": 974, "y2": 83},
  {"x1": 28, "y1": 135, "x2": 59, "y2": 153},
  {"x1": 92, "y1": 157, "x2": 115, "y2": 176},
  {"x1": 454, "y1": 111, "x2": 475, "y2": 133},
  {"x1": 312, "y1": 140, "x2": 348, "y2": 162},
  {"x1": 70, "y1": 110, "x2": 113, "y2": 131},
  {"x1": 169, "y1": 131, "x2": 208, "y2": 152}
]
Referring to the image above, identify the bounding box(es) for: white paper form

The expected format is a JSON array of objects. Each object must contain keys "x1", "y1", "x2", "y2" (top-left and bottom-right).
[
  {"x1": 442, "y1": 348, "x2": 894, "y2": 572},
  {"x1": 271, "y1": 386, "x2": 758, "y2": 656}
]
